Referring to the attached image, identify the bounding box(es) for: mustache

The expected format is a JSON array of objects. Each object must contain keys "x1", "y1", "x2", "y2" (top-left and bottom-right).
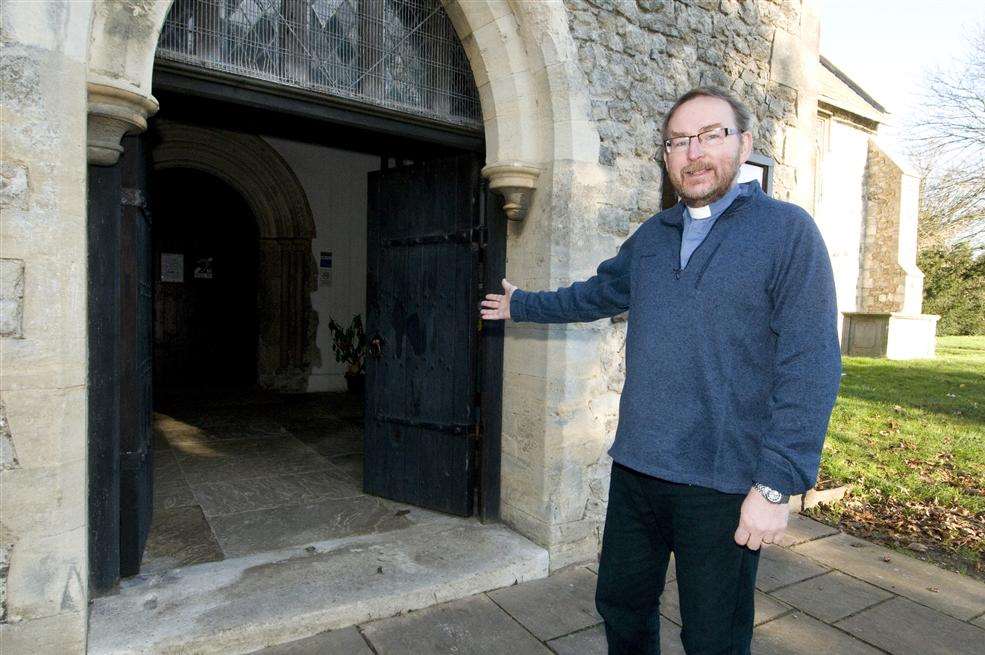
[{"x1": 682, "y1": 163, "x2": 714, "y2": 174}]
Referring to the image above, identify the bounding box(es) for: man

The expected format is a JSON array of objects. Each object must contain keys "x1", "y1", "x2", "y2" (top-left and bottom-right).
[{"x1": 480, "y1": 87, "x2": 841, "y2": 654}]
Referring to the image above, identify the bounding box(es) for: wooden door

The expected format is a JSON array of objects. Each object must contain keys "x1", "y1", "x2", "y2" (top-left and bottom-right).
[
  {"x1": 87, "y1": 134, "x2": 155, "y2": 588},
  {"x1": 118, "y1": 135, "x2": 155, "y2": 577},
  {"x1": 364, "y1": 154, "x2": 484, "y2": 516}
]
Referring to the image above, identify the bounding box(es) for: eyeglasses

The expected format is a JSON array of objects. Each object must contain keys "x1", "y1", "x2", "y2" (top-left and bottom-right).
[{"x1": 663, "y1": 127, "x2": 740, "y2": 154}]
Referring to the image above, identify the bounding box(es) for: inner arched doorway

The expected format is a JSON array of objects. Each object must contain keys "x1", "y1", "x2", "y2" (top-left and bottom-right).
[{"x1": 152, "y1": 168, "x2": 259, "y2": 390}]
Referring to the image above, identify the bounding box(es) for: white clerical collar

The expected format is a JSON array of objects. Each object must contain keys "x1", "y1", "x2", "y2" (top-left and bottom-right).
[
  {"x1": 687, "y1": 204, "x2": 712, "y2": 219},
  {"x1": 684, "y1": 182, "x2": 743, "y2": 221}
]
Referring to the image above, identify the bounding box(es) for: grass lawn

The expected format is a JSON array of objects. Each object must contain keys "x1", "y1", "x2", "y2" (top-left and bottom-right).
[{"x1": 806, "y1": 336, "x2": 985, "y2": 578}]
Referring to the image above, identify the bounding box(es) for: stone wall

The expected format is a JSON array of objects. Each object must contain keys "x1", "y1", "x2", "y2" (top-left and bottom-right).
[
  {"x1": 858, "y1": 140, "x2": 924, "y2": 314},
  {"x1": 0, "y1": 2, "x2": 93, "y2": 651},
  {"x1": 518, "y1": 0, "x2": 822, "y2": 567},
  {"x1": 565, "y1": 0, "x2": 820, "y2": 222}
]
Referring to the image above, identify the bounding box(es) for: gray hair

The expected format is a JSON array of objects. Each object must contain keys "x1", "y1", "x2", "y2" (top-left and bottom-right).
[{"x1": 661, "y1": 86, "x2": 754, "y2": 141}]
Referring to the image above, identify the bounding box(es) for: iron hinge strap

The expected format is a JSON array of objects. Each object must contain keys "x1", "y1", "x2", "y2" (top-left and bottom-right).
[
  {"x1": 385, "y1": 227, "x2": 488, "y2": 248},
  {"x1": 376, "y1": 414, "x2": 477, "y2": 436}
]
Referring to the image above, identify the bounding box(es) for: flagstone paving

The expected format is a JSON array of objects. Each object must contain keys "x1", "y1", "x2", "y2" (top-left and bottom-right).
[{"x1": 252, "y1": 515, "x2": 985, "y2": 655}]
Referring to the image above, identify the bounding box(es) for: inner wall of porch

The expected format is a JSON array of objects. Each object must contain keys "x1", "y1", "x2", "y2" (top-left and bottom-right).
[{"x1": 144, "y1": 137, "x2": 428, "y2": 573}]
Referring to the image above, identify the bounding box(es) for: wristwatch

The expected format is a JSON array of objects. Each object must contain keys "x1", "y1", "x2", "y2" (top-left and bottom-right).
[{"x1": 753, "y1": 483, "x2": 789, "y2": 504}]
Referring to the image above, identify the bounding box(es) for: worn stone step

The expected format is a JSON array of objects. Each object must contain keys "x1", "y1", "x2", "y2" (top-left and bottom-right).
[{"x1": 88, "y1": 519, "x2": 548, "y2": 655}]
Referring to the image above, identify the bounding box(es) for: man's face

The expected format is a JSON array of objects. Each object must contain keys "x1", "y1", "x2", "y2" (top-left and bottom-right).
[{"x1": 662, "y1": 96, "x2": 754, "y2": 207}]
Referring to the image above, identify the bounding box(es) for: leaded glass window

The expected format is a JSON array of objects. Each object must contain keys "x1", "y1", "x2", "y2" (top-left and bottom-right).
[{"x1": 157, "y1": 0, "x2": 482, "y2": 129}]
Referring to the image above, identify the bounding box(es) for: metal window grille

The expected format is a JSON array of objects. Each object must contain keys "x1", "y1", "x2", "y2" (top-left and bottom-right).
[{"x1": 157, "y1": 0, "x2": 482, "y2": 129}]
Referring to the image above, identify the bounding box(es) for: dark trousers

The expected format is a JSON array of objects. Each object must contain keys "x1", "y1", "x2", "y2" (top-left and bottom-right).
[{"x1": 595, "y1": 463, "x2": 760, "y2": 655}]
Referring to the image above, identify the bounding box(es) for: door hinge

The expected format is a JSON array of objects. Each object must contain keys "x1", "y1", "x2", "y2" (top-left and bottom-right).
[
  {"x1": 376, "y1": 414, "x2": 475, "y2": 436},
  {"x1": 385, "y1": 227, "x2": 488, "y2": 248}
]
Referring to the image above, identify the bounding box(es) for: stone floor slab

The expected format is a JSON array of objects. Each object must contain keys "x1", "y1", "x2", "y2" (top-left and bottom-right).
[
  {"x1": 836, "y1": 596, "x2": 985, "y2": 655},
  {"x1": 771, "y1": 570, "x2": 894, "y2": 623},
  {"x1": 545, "y1": 624, "x2": 608, "y2": 655},
  {"x1": 793, "y1": 532, "x2": 985, "y2": 620},
  {"x1": 209, "y1": 495, "x2": 414, "y2": 558},
  {"x1": 752, "y1": 612, "x2": 883, "y2": 654},
  {"x1": 659, "y1": 579, "x2": 790, "y2": 627},
  {"x1": 89, "y1": 520, "x2": 548, "y2": 655},
  {"x1": 153, "y1": 450, "x2": 198, "y2": 510},
  {"x1": 153, "y1": 448, "x2": 185, "y2": 486},
  {"x1": 154, "y1": 479, "x2": 199, "y2": 511},
  {"x1": 487, "y1": 566, "x2": 601, "y2": 640},
  {"x1": 973, "y1": 612, "x2": 985, "y2": 629},
  {"x1": 360, "y1": 594, "x2": 551, "y2": 654},
  {"x1": 328, "y1": 452, "x2": 364, "y2": 485},
  {"x1": 247, "y1": 626, "x2": 373, "y2": 654},
  {"x1": 191, "y1": 468, "x2": 361, "y2": 517},
  {"x1": 545, "y1": 617, "x2": 687, "y2": 655},
  {"x1": 756, "y1": 544, "x2": 830, "y2": 592},
  {"x1": 173, "y1": 436, "x2": 328, "y2": 485},
  {"x1": 298, "y1": 433, "x2": 364, "y2": 460},
  {"x1": 777, "y1": 514, "x2": 840, "y2": 548},
  {"x1": 140, "y1": 506, "x2": 224, "y2": 574}
]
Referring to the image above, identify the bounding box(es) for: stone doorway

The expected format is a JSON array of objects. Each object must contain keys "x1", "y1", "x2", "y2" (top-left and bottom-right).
[
  {"x1": 144, "y1": 389, "x2": 454, "y2": 573},
  {"x1": 134, "y1": 74, "x2": 505, "y2": 580}
]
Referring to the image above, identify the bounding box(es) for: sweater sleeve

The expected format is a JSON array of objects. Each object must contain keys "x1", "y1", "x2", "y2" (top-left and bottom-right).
[
  {"x1": 510, "y1": 229, "x2": 638, "y2": 324},
  {"x1": 755, "y1": 212, "x2": 842, "y2": 496}
]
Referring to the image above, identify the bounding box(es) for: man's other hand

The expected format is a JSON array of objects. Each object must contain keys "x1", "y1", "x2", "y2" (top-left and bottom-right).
[
  {"x1": 480, "y1": 278, "x2": 517, "y2": 321},
  {"x1": 733, "y1": 487, "x2": 789, "y2": 550}
]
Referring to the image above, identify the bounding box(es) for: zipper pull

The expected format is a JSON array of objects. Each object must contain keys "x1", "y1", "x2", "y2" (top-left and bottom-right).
[{"x1": 673, "y1": 267, "x2": 681, "y2": 280}]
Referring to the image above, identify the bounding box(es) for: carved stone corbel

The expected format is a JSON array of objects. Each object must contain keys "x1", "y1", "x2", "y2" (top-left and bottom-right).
[
  {"x1": 482, "y1": 161, "x2": 540, "y2": 221},
  {"x1": 87, "y1": 82, "x2": 160, "y2": 166}
]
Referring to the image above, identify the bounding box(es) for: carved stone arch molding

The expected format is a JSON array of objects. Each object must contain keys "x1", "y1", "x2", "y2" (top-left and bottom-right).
[
  {"x1": 152, "y1": 121, "x2": 319, "y2": 391},
  {"x1": 86, "y1": 1, "x2": 603, "y2": 221}
]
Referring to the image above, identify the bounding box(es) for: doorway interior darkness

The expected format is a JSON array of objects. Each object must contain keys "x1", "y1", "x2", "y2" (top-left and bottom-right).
[
  {"x1": 152, "y1": 168, "x2": 260, "y2": 391},
  {"x1": 87, "y1": 66, "x2": 506, "y2": 591}
]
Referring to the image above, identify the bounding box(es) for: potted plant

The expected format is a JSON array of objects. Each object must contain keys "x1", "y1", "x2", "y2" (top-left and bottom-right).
[{"x1": 328, "y1": 314, "x2": 367, "y2": 394}]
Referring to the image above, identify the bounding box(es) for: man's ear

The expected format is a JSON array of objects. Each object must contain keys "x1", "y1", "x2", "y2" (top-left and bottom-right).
[{"x1": 740, "y1": 132, "x2": 754, "y2": 161}]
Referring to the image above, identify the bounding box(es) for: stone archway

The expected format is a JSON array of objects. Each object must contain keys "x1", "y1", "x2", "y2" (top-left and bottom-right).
[
  {"x1": 87, "y1": 0, "x2": 614, "y2": 569},
  {"x1": 151, "y1": 121, "x2": 318, "y2": 391}
]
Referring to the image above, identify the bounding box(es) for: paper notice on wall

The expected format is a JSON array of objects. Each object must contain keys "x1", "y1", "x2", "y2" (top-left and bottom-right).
[
  {"x1": 194, "y1": 256, "x2": 214, "y2": 279},
  {"x1": 319, "y1": 251, "x2": 332, "y2": 287},
  {"x1": 161, "y1": 253, "x2": 183, "y2": 282}
]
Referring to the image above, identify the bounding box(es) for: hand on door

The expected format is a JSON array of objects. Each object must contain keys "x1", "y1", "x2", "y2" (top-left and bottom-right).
[{"x1": 480, "y1": 278, "x2": 518, "y2": 321}]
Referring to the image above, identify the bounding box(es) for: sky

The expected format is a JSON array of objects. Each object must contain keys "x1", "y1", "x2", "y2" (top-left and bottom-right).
[{"x1": 819, "y1": 0, "x2": 984, "y2": 155}]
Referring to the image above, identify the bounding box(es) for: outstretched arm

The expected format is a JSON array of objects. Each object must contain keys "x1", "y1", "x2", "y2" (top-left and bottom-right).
[{"x1": 481, "y1": 231, "x2": 638, "y2": 324}]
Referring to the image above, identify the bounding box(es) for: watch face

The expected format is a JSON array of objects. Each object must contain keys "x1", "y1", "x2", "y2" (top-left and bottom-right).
[{"x1": 766, "y1": 489, "x2": 781, "y2": 503}]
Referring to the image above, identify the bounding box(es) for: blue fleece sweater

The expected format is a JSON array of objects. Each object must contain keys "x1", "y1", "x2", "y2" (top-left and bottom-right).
[{"x1": 509, "y1": 181, "x2": 841, "y2": 496}]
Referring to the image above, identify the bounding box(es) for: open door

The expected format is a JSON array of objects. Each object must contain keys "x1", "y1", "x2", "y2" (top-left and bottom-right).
[
  {"x1": 88, "y1": 134, "x2": 155, "y2": 590},
  {"x1": 364, "y1": 154, "x2": 485, "y2": 516},
  {"x1": 118, "y1": 135, "x2": 155, "y2": 577}
]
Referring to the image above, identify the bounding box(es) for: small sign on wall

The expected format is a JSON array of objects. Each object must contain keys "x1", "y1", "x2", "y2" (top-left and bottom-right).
[
  {"x1": 194, "y1": 257, "x2": 214, "y2": 279},
  {"x1": 161, "y1": 253, "x2": 183, "y2": 282},
  {"x1": 319, "y1": 251, "x2": 332, "y2": 287}
]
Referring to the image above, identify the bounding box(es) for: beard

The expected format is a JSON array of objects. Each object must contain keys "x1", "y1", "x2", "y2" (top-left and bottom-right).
[{"x1": 668, "y1": 146, "x2": 743, "y2": 207}]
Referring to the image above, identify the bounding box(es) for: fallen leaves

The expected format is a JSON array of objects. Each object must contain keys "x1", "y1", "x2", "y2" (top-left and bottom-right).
[{"x1": 813, "y1": 493, "x2": 985, "y2": 575}]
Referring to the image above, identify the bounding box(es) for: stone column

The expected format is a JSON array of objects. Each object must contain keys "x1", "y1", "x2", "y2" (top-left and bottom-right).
[
  {"x1": 257, "y1": 238, "x2": 317, "y2": 391},
  {"x1": 0, "y1": 3, "x2": 93, "y2": 651}
]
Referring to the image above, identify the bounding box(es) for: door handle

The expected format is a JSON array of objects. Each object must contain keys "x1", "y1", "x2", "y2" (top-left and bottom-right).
[{"x1": 369, "y1": 334, "x2": 385, "y2": 359}]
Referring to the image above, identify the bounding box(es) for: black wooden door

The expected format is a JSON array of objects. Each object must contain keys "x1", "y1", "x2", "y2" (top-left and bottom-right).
[
  {"x1": 118, "y1": 135, "x2": 155, "y2": 577},
  {"x1": 364, "y1": 155, "x2": 484, "y2": 516},
  {"x1": 88, "y1": 134, "x2": 155, "y2": 589}
]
